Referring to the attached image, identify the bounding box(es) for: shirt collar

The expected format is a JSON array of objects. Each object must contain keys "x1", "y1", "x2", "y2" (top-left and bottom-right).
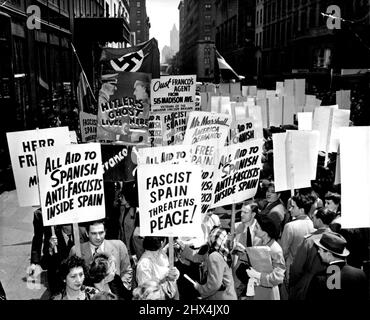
[{"x1": 90, "y1": 241, "x2": 105, "y2": 255}]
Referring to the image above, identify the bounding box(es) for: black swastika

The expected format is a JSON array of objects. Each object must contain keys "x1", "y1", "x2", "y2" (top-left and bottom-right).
[{"x1": 111, "y1": 52, "x2": 143, "y2": 71}]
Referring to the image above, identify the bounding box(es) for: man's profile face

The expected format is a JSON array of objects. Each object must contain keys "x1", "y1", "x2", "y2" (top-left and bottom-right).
[
  {"x1": 134, "y1": 84, "x2": 148, "y2": 101},
  {"x1": 88, "y1": 223, "x2": 106, "y2": 247}
]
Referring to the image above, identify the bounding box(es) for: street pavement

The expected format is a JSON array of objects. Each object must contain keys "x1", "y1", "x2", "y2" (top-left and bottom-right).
[{"x1": 0, "y1": 190, "x2": 49, "y2": 300}]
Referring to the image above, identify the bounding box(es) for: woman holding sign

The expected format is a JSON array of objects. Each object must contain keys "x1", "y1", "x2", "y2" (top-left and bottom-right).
[
  {"x1": 136, "y1": 237, "x2": 180, "y2": 300},
  {"x1": 241, "y1": 214, "x2": 286, "y2": 300},
  {"x1": 179, "y1": 227, "x2": 237, "y2": 300}
]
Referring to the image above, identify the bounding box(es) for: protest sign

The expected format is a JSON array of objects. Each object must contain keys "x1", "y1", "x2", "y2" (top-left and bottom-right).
[
  {"x1": 137, "y1": 145, "x2": 191, "y2": 165},
  {"x1": 268, "y1": 96, "x2": 283, "y2": 127},
  {"x1": 101, "y1": 144, "x2": 136, "y2": 182},
  {"x1": 246, "y1": 105, "x2": 263, "y2": 139},
  {"x1": 229, "y1": 118, "x2": 261, "y2": 145},
  {"x1": 230, "y1": 83, "x2": 241, "y2": 97},
  {"x1": 220, "y1": 83, "x2": 230, "y2": 95},
  {"x1": 294, "y1": 79, "x2": 306, "y2": 108},
  {"x1": 195, "y1": 95, "x2": 201, "y2": 111},
  {"x1": 162, "y1": 111, "x2": 188, "y2": 146},
  {"x1": 97, "y1": 72, "x2": 151, "y2": 144},
  {"x1": 266, "y1": 90, "x2": 276, "y2": 97},
  {"x1": 36, "y1": 143, "x2": 105, "y2": 227},
  {"x1": 242, "y1": 86, "x2": 248, "y2": 97},
  {"x1": 273, "y1": 130, "x2": 320, "y2": 192},
  {"x1": 297, "y1": 112, "x2": 313, "y2": 131},
  {"x1": 183, "y1": 111, "x2": 232, "y2": 156},
  {"x1": 79, "y1": 111, "x2": 97, "y2": 143},
  {"x1": 328, "y1": 109, "x2": 350, "y2": 152},
  {"x1": 312, "y1": 107, "x2": 350, "y2": 153},
  {"x1": 6, "y1": 127, "x2": 70, "y2": 207},
  {"x1": 211, "y1": 96, "x2": 230, "y2": 113},
  {"x1": 231, "y1": 102, "x2": 247, "y2": 121},
  {"x1": 339, "y1": 127, "x2": 370, "y2": 228},
  {"x1": 150, "y1": 75, "x2": 196, "y2": 112},
  {"x1": 249, "y1": 86, "x2": 257, "y2": 97},
  {"x1": 100, "y1": 38, "x2": 160, "y2": 78},
  {"x1": 183, "y1": 111, "x2": 232, "y2": 213},
  {"x1": 336, "y1": 90, "x2": 351, "y2": 110},
  {"x1": 284, "y1": 79, "x2": 294, "y2": 96},
  {"x1": 200, "y1": 92, "x2": 211, "y2": 112},
  {"x1": 137, "y1": 164, "x2": 202, "y2": 237},
  {"x1": 257, "y1": 89, "x2": 266, "y2": 99},
  {"x1": 148, "y1": 113, "x2": 165, "y2": 146},
  {"x1": 211, "y1": 139, "x2": 263, "y2": 207},
  {"x1": 69, "y1": 131, "x2": 78, "y2": 144},
  {"x1": 276, "y1": 82, "x2": 284, "y2": 96},
  {"x1": 334, "y1": 147, "x2": 341, "y2": 185},
  {"x1": 282, "y1": 96, "x2": 295, "y2": 125},
  {"x1": 256, "y1": 98, "x2": 269, "y2": 128}
]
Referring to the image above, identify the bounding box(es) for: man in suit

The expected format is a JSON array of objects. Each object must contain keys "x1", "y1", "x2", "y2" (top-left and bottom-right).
[
  {"x1": 289, "y1": 208, "x2": 337, "y2": 300},
  {"x1": 69, "y1": 219, "x2": 133, "y2": 291},
  {"x1": 307, "y1": 233, "x2": 368, "y2": 300}
]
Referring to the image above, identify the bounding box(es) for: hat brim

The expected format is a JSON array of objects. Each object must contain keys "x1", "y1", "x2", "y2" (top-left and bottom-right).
[{"x1": 314, "y1": 238, "x2": 350, "y2": 257}]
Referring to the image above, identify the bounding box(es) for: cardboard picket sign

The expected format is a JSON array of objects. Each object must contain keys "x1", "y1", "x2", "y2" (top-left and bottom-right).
[
  {"x1": 246, "y1": 105, "x2": 264, "y2": 138},
  {"x1": 183, "y1": 111, "x2": 232, "y2": 214},
  {"x1": 284, "y1": 79, "x2": 294, "y2": 96},
  {"x1": 97, "y1": 72, "x2": 151, "y2": 144},
  {"x1": 148, "y1": 113, "x2": 165, "y2": 147},
  {"x1": 79, "y1": 111, "x2": 97, "y2": 143},
  {"x1": 297, "y1": 112, "x2": 313, "y2": 131},
  {"x1": 137, "y1": 145, "x2": 191, "y2": 165},
  {"x1": 242, "y1": 86, "x2": 248, "y2": 97},
  {"x1": 36, "y1": 143, "x2": 105, "y2": 227},
  {"x1": 256, "y1": 89, "x2": 266, "y2": 99},
  {"x1": 137, "y1": 164, "x2": 202, "y2": 237},
  {"x1": 272, "y1": 130, "x2": 320, "y2": 192},
  {"x1": 256, "y1": 98, "x2": 269, "y2": 128},
  {"x1": 210, "y1": 139, "x2": 263, "y2": 208},
  {"x1": 150, "y1": 75, "x2": 196, "y2": 112},
  {"x1": 230, "y1": 82, "x2": 241, "y2": 97},
  {"x1": 231, "y1": 102, "x2": 247, "y2": 121},
  {"x1": 229, "y1": 118, "x2": 259, "y2": 145},
  {"x1": 6, "y1": 127, "x2": 71, "y2": 207},
  {"x1": 268, "y1": 96, "x2": 283, "y2": 127},
  {"x1": 249, "y1": 86, "x2": 257, "y2": 97},
  {"x1": 276, "y1": 82, "x2": 284, "y2": 96},
  {"x1": 336, "y1": 90, "x2": 351, "y2": 110},
  {"x1": 282, "y1": 96, "x2": 295, "y2": 125},
  {"x1": 69, "y1": 131, "x2": 78, "y2": 144},
  {"x1": 339, "y1": 127, "x2": 370, "y2": 228},
  {"x1": 211, "y1": 96, "x2": 230, "y2": 113},
  {"x1": 294, "y1": 79, "x2": 306, "y2": 109},
  {"x1": 312, "y1": 106, "x2": 350, "y2": 153}
]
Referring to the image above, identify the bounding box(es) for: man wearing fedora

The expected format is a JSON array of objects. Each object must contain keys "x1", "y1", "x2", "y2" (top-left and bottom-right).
[
  {"x1": 289, "y1": 208, "x2": 338, "y2": 300},
  {"x1": 306, "y1": 233, "x2": 368, "y2": 300}
]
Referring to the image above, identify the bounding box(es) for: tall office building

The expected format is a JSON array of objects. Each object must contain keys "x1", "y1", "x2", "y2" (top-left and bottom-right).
[{"x1": 129, "y1": 0, "x2": 150, "y2": 45}]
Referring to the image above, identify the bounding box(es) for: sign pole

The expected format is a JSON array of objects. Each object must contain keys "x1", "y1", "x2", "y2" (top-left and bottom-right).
[
  {"x1": 168, "y1": 237, "x2": 174, "y2": 268},
  {"x1": 72, "y1": 223, "x2": 81, "y2": 257}
]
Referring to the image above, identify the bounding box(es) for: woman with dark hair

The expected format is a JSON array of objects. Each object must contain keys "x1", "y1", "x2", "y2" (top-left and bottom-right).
[
  {"x1": 88, "y1": 253, "x2": 131, "y2": 300},
  {"x1": 179, "y1": 227, "x2": 237, "y2": 300},
  {"x1": 242, "y1": 214, "x2": 286, "y2": 300},
  {"x1": 51, "y1": 255, "x2": 98, "y2": 300},
  {"x1": 136, "y1": 237, "x2": 180, "y2": 300}
]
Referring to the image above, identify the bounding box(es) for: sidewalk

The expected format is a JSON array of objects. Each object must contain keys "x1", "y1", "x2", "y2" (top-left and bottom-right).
[{"x1": 0, "y1": 190, "x2": 49, "y2": 300}]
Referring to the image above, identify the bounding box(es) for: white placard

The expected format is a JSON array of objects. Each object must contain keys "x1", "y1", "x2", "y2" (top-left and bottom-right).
[
  {"x1": 211, "y1": 139, "x2": 263, "y2": 208},
  {"x1": 282, "y1": 96, "x2": 295, "y2": 125},
  {"x1": 36, "y1": 143, "x2": 105, "y2": 226},
  {"x1": 137, "y1": 164, "x2": 202, "y2": 236},
  {"x1": 297, "y1": 112, "x2": 313, "y2": 131},
  {"x1": 340, "y1": 127, "x2": 370, "y2": 228},
  {"x1": 6, "y1": 127, "x2": 70, "y2": 207},
  {"x1": 268, "y1": 96, "x2": 283, "y2": 127},
  {"x1": 151, "y1": 75, "x2": 197, "y2": 112},
  {"x1": 79, "y1": 111, "x2": 97, "y2": 143},
  {"x1": 273, "y1": 131, "x2": 320, "y2": 192},
  {"x1": 137, "y1": 145, "x2": 191, "y2": 165}
]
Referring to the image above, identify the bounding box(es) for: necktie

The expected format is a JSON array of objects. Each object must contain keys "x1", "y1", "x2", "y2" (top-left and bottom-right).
[
  {"x1": 246, "y1": 227, "x2": 252, "y2": 247},
  {"x1": 67, "y1": 234, "x2": 74, "y2": 249},
  {"x1": 93, "y1": 246, "x2": 99, "y2": 257}
]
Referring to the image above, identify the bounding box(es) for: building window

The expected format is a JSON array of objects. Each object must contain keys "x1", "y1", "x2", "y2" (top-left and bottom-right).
[
  {"x1": 137, "y1": 20, "x2": 141, "y2": 26},
  {"x1": 205, "y1": 4, "x2": 211, "y2": 10},
  {"x1": 137, "y1": 1, "x2": 141, "y2": 7},
  {"x1": 137, "y1": 9, "x2": 141, "y2": 15},
  {"x1": 205, "y1": 36, "x2": 211, "y2": 41},
  {"x1": 314, "y1": 48, "x2": 331, "y2": 68},
  {"x1": 204, "y1": 57, "x2": 210, "y2": 65}
]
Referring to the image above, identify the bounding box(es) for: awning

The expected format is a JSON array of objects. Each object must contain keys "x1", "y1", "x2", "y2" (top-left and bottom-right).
[{"x1": 75, "y1": 17, "x2": 130, "y2": 43}]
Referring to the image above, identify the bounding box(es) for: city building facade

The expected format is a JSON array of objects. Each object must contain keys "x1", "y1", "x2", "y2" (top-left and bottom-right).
[
  {"x1": 215, "y1": 0, "x2": 256, "y2": 83},
  {"x1": 256, "y1": 0, "x2": 370, "y2": 87},
  {"x1": 178, "y1": 0, "x2": 216, "y2": 82},
  {"x1": 129, "y1": 0, "x2": 150, "y2": 45}
]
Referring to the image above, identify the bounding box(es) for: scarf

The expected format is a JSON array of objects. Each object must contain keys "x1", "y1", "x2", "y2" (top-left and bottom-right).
[{"x1": 208, "y1": 227, "x2": 232, "y2": 266}]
